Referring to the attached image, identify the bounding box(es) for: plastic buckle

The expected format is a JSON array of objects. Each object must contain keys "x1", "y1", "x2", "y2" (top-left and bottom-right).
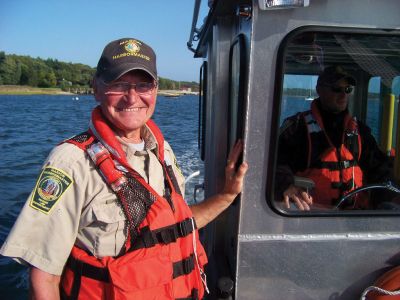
[
  {"x1": 179, "y1": 218, "x2": 192, "y2": 237},
  {"x1": 87, "y1": 142, "x2": 108, "y2": 164},
  {"x1": 111, "y1": 176, "x2": 127, "y2": 192},
  {"x1": 340, "y1": 161, "x2": 350, "y2": 169}
]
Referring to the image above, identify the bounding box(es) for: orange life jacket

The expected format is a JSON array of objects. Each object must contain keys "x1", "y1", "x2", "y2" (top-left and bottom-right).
[
  {"x1": 362, "y1": 266, "x2": 400, "y2": 299},
  {"x1": 296, "y1": 101, "x2": 365, "y2": 208},
  {"x1": 60, "y1": 106, "x2": 208, "y2": 300}
]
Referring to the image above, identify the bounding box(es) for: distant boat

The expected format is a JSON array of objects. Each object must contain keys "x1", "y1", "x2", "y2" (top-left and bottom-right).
[
  {"x1": 305, "y1": 78, "x2": 314, "y2": 101},
  {"x1": 164, "y1": 93, "x2": 180, "y2": 98}
]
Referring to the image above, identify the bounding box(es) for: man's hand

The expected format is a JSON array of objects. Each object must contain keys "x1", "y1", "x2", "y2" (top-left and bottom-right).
[
  {"x1": 222, "y1": 140, "x2": 248, "y2": 199},
  {"x1": 190, "y1": 140, "x2": 248, "y2": 228},
  {"x1": 283, "y1": 184, "x2": 313, "y2": 211}
]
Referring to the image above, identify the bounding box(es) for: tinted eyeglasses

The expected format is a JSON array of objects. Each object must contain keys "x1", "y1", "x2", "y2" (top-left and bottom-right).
[
  {"x1": 102, "y1": 81, "x2": 157, "y2": 95},
  {"x1": 324, "y1": 85, "x2": 354, "y2": 94}
]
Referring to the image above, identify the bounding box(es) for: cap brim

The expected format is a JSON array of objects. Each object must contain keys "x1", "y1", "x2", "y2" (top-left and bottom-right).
[
  {"x1": 100, "y1": 63, "x2": 157, "y2": 83},
  {"x1": 343, "y1": 75, "x2": 356, "y2": 86}
]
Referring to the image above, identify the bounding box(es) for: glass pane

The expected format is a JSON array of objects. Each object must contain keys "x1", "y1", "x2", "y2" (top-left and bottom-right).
[
  {"x1": 228, "y1": 36, "x2": 245, "y2": 151},
  {"x1": 229, "y1": 43, "x2": 240, "y2": 150},
  {"x1": 199, "y1": 62, "x2": 207, "y2": 161},
  {"x1": 273, "y1": 30, "x2": 400, "y2": 214}
]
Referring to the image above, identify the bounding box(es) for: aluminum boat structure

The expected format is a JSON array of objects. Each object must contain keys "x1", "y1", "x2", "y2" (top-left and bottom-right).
[{"x1": 186, "y1": 0, "x2": 400, "y2": 299}]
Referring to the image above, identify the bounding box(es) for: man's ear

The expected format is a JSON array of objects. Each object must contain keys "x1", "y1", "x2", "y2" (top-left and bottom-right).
[
  {"x1": 92, "y1": 78, "x2": 101, "y2": 102},
  {"x1": 316, "y1": 85, "x2": 321, "y2": 96}
]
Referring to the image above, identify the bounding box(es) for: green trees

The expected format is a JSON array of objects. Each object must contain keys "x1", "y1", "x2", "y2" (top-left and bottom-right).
[
  {"x1": 0, "y1": 51, "x2": 199, "y2": 92},
  {"x1": 0, "y1": 52, "x2": 95, "y2": 89},
  {"x1": 0, "y1": 53, "x2": 20, "y2": 85},
  {"x1": 158, "y1": 77, "x2": 198, "y2": 91}
]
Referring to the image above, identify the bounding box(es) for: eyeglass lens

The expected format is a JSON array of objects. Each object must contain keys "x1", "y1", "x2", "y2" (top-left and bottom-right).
[
  {"x1": 330, "y1": 86, "x2": 353, "y2": 94},
  {"x1": 104, "y1": 82, "x2": 156, "y2": 94}
]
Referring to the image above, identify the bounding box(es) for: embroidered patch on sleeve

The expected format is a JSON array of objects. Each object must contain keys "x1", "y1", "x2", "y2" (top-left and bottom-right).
[{"x1": 29, "y1": 166, "x2": 73, "y2": 214}]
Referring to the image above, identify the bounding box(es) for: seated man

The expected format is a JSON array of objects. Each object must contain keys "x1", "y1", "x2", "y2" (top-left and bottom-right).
[{"x1": 276, "y1": 65, "x2": 394, "y2": 210}]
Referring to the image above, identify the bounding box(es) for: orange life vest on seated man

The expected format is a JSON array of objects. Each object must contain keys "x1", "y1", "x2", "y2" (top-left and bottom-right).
[
  {"x1": 296, "y1": 101, "x2": 365, "y2": 208},
  {"x1": 60, "y1": 107, "x2": 208, "y2": 300}
]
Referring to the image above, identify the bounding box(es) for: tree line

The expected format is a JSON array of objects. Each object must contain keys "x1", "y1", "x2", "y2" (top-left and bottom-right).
[
  {"x1": 284, "y1": 87, "x2": 380, "y2": 98},
  {"x1": 0, "y1": 51, "x2": 198, "y2": 92}
]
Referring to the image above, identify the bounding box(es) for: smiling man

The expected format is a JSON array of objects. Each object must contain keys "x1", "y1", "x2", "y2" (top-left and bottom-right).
[
  {"x1": 0, "y1": 38, "x2": 248, "y2": 299},
  {"x1": 276, "y1": 65, "x2": 393, "y2": 211}
]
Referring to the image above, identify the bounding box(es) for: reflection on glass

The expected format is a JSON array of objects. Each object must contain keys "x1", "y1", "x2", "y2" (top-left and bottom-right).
[
  {"x1": 274, "y1": 31, "x2": 400, "y2": 213},
  {"x1": 228, "y1": 35, "x2": 246, "y2": 153},
  {"x1": 229, "y1": 44, "x2": 240, "y2": 150}
]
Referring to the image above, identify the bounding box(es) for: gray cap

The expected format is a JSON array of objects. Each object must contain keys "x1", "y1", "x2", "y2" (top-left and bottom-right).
[{"x1": 317, "y1": 65, "x2": 356, "y2": 86}]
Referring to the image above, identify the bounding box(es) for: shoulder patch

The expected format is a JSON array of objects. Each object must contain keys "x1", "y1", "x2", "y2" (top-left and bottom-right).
[{"x1": 29, "y1": 166, "x2": 73, "y2": 214}]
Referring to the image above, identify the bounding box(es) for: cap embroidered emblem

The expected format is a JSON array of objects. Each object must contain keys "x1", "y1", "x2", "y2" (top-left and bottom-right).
[{"x1": 125, "y1": 40, "x2": 141, "y2": 54}]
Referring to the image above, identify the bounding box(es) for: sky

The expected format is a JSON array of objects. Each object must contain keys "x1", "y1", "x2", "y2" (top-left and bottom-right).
[{"x1": 0, "y1": 0, "x2": 209, "y2": 82}]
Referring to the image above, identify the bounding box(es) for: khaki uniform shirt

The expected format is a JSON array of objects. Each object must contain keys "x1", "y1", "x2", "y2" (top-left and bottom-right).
[{"x1": 0, "y1": 126, "x2": 185, "y2": 275}]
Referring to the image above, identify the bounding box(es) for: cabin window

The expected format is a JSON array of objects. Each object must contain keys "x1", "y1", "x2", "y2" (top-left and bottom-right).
[
  {"x1": 273, "y1": 28, "x2": 400, "y2": 215},
  {"x1": 228, "y1": 34, "x2": 247, "y2": 151}
]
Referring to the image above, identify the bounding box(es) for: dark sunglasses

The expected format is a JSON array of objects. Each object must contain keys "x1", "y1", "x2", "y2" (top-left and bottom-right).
[{"x1": 325, "y1": 85, "x2": 354, "y2": 94}]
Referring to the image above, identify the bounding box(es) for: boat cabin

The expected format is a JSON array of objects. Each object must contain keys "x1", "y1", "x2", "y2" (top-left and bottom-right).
[{"x1": 188, "y1": 0, "x2": 400, "y2": 299}]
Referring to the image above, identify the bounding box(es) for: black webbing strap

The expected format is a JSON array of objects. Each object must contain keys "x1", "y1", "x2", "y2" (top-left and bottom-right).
[
  {"x1": 66, "y1": 255, "x2": 109, "y2": 282},
  {"x1": 61, "y1": 255, "x2": 108, "y2": 299},
  {"x1": 176, "y1": 288, "x2": 199, "y2": 300},
  {"x1": 64, "y1": 254, "x2": 197, "y2": 295},
  {"x1": 313, "y1": 159, "x2": 357, "y2": 170},
  {"x1": 60, "y1": 288, "x2": 69, "y2": 300},
  {"x1": 130, "y1": 218, "x2": 195, "y2": 251},
  {"x1": 173, "y1": 254, "x2": 195, "y2": 278}
]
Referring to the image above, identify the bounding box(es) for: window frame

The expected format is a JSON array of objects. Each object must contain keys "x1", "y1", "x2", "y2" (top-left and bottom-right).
[
  {"x1": 198, "y1": 61, "x2": 208, "y2": 161},
  {"x1": 227, "y1": 34, "x2": 248, "y2": 154},
  {"x1": 270, "y1": 25, "x2": 400, "y2": 217}
]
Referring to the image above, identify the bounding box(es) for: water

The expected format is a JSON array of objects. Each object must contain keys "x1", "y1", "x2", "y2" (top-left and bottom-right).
[{"x1": 0, "y1": 94, "x2": 203, "y2": 298}]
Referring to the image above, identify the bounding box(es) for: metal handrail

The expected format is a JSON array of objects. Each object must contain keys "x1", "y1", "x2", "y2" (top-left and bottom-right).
[{"x1": 187, "y1": 0, "x2": 202, "y2": 53}]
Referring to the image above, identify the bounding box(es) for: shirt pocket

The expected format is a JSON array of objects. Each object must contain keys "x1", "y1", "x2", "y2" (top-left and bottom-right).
[{"x1": 92, "y1": 201, "x2": 127, "y2": 257}]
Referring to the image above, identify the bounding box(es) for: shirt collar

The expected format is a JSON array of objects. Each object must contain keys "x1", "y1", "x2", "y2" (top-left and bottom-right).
[{"x1": 117, "y1": 124, "x2": 159, "y2": 155}]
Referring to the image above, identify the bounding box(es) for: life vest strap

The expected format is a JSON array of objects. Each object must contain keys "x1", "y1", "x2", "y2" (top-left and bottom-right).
[
  {"x1": 130, "y1": 217, "x2": 196, "y2": 251},
  {"x1": 176, "y1": 288, "x2": 199, "y2": 300},
  {"x1": 66, "y1": 255, "x2": 110, "y2": 282},
  {"x1": 65, "y1": 131, "x2": 94, "y2": 148},
  {"x1": 173, "y1": 254, "x2": 195, "y2": 278},
  {"x1": 65, "y1": 253, "x2": 196, "y2": 284},
  {"x1": 313, "y1": 159, "x2": 357, "y2": 170}
]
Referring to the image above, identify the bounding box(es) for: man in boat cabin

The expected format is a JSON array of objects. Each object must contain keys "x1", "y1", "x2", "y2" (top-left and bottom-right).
[
  {"x1": 0, "y1": 37, "x2": 248, "y2": 299},
  {"x1": 276, "y1": 65, "x2": 394, "y2": 210}
]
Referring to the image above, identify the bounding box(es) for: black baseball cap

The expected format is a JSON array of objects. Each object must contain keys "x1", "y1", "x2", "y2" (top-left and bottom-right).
[
  {"x1": 317, "y1": 65, "x2": 356, "y2": 86},
  {"x1": 95, "y1": 38, "x2": 157, "y2": 83}
]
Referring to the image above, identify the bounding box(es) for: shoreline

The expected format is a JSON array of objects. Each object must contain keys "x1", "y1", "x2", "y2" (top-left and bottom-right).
[
  {"x1": 0, "y1": 85, "x2": 75, "y2": 95},
  {"x1": 0, "y1": 85, "x2": 198, "y2": 96}
]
